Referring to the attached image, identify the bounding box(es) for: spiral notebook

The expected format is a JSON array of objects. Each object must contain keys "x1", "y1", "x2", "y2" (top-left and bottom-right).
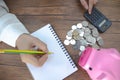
[{"x1": 26, "y1": 24, "x2": 78, "y2": 80}]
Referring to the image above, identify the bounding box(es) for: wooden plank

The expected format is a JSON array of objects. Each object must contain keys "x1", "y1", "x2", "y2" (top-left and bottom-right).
[
  {"x1": 6, "y1": 6, "x2": 120, "y2": 21},
  {"x1": 4, "y1": 0, "x2": 120, "y2": 7},
  {"x1": 0, "y1": 54, "x2": 25, "y2": 67},
  {"x1": 4, "y1": 0, "x2": 120, "y2": 21},
  {"x1": 16, "y1": 16, "x2": 120, "y2": 33},
  {"x1": 4, "y1": 0, "x2": 79, "y2": 7},
  {"x1": 0, "y1": 65, "x2": 33, "y2": 80},
  {"x1": 0, "y1": 63, "x2": 90, "y2": 80}
]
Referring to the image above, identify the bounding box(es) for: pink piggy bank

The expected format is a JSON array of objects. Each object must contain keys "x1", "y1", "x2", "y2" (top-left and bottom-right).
[{"x1": 78, "y1": 47, "x2": 120, "y2": 80}]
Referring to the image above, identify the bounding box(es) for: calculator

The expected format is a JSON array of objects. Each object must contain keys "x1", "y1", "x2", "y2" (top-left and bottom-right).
[{"x1": 84, "y1": 7, "x2": 112, "y2": 33}]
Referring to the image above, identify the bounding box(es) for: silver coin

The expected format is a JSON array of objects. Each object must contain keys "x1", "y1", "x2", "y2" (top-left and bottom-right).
[
  {"x1": 83, "y1": 32, "x2": 91, "y2": 39},
  {"x1": 70, "y1": 39, "x2": 76, "y2": 45},
  {"x1": 88, "y1": 23, "x2": 95, "y2": 29},
  {"x1": 79, "y1": 31, "x2": 84, "y2": 37},
  {"x1": 71, "y1": 25, "x2": 77, "y2": 30},
  {"x1": 84, "y1": 28, "x2": 91, "y2": 34},
  {"x1": 79, "y1": 46, "x2": 86, "y2": 52},
  {"x1": 75, "y1": 28, "x2": 81, "y2": 32},
  {"x1": 67, "y1": 30, "x2": 73, "y2": 37},
  {"x1": 97, "y1": 36, "x2": 102, "y2": 41},
  {"x1": 92, "y1": 28, "x2": 99, "y2": 38},
  {"x1": 64, "y1": 39, "x2": 70, "y2": 45},
  {"x1": 73, "y1": 35, "x2": 82, "y2": 40},
  {"x1": 66, "y1": 35, "x2": 72, "y2": 40},
  {"x1": 92, "y1": 44, "x2": 100, "y2": 49},
  {"x1": 97, "y1": 36, "x2": 104, "y2": 46},
  {"x1": 86, "y1": 35, "x2": 96, "y2": 44},
  {"x1": 81, "y1": 21, "x2": 88, "y2": 27},
  {"x1": 79, "y1": 39, "x2": 88, "y2": 46},
  {"x1": 73, "y1": 40, "x2": 81, "y2": 50},
  {"x1": 77, "y1": 23, "x2": 83, "y2": 29}
]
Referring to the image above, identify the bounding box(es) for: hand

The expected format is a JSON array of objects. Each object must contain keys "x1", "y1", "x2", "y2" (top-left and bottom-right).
[
  {"x1": 80, "y1": 0, "x2": 98, "y2": 14},
  {"x1": 16, "y1": 34, "x2": 49, "y2": 67}
]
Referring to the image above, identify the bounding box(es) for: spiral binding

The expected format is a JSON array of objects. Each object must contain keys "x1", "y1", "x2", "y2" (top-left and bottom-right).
[{"x1": 49, "y1": 25, "x2": 76, "y2": 68}]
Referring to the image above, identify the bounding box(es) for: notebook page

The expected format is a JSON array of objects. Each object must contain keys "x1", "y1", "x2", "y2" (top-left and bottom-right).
[{"x1": 27, "y1": 24, "x2": 78, "y2": 80}]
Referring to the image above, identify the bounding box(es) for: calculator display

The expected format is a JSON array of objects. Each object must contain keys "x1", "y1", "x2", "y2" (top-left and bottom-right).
[{"x1": 99, "y1": 19, "x2": 106, "y2": 27}]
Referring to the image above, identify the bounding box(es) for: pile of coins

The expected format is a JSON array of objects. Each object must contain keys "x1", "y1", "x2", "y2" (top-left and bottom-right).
[{"x1": 64, "y1": 21, "x2": 104, "y2": 55}]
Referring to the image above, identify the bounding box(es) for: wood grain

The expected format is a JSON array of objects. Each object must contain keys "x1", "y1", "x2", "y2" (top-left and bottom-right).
[{"x1": 0, "y1": 0, "x2": 120, "y2": 80}]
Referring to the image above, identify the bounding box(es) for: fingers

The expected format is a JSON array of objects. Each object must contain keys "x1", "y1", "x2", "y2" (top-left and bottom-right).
[
  {"x1": 20, "y1": 54, "x2": 48, "y2": 67},
  {"x1": 17, "y1": 34, "x2": 49, "y2": 67},
  {"x1": 89, "y1": 0, "x2": 98, "y2": 14},
  {"x1": 20, "y1": 54, "x2": 41, "y2": 67},
  {"x1": 88, "y1": 0, "x2": 94, "y2": 14},
  {"x1": 33, "y1": 38, "x2": 48, "y2": 53},
  {"x1": 80, "y1": 0, "x2": 88, "y2": 10},
  {"x1": 38, "y1": 54, "x2": 48, "y2": 66}
]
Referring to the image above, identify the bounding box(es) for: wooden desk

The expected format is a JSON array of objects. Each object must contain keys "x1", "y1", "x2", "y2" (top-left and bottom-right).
[{"x1": 0, "y1": 0, "x2": 120, "y2": 80}]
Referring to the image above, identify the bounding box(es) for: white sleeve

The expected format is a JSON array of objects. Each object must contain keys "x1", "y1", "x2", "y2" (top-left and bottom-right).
[{"x1": 0, "y1": 0, "x2": 29, "y2": 47}]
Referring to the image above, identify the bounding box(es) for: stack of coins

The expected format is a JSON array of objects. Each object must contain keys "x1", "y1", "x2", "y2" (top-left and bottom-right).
[{"x1": 64, "y1": 21, "x2": 104, "y2": 55}]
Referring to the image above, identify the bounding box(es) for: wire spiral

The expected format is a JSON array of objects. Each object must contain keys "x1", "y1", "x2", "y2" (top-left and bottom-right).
[{"x1": 49, "y1": 25, "x2": 76, "y2": 68}]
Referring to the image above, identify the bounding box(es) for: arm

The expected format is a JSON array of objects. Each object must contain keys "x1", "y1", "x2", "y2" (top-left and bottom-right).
[
  {"x1": 0, "y1": 0, "x2": 29, "y2": 47},
  {"x1": 0, "y1": 0, "x2": 48, "y2": 67}
]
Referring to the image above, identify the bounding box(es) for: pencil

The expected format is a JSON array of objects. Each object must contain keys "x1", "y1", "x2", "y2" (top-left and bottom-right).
[{"x1": 0, "y1": 49, "x2": 52, "y2": 54}]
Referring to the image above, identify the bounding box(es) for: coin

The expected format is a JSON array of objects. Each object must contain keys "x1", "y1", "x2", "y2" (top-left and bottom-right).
[
  {"x1": 70, "y1": 39, "x2": 76, "y2": 45},
  {"x1": 92, "y1": 44, "x2": 100, "y2": 49},
  {"x1": 79, "y1": 39, "x2": 88, "y2": 46},
  {"x1": 71, "y1": 25, "x2": 77, "y2": 30},
  {"x1": 72, "y1": 29, "x2": 79, "y2": 36},
  {"x1": 64, "y1": 39, "x2": 70, "y2": 45},
  {"x1": 86, "y1": 35, "x2": 96, "y2": 44},
  {"x1": 97, "y1": 36, "x2": 104, "y2": 46},
  {"x1": 73, "y1": 35, "x2": 82, "y2": 40},
  {"x1": 83, "y1": 32, "x2": 91, "y2": 38},
  {"x1": 84, "y1": 28, "x2": 91, "y2": 34},
  {"x1": 77, "y1": 23, "x2": 83, "y2": 28},
  {"x1": 79, "y1": 46, "x2": 85, "y2": 51},
  {"x1": 79, "y1": 31, "x2": 84, "y2": 37},
  {"x1": 66, "y1": 35, "x2": 72, "y2": 40},
  {"x1": 92, "y1": 28, "x2": 99, "y2": 38},
  {"x1": 73, "y1": 40, "x2": 81, "y2": 50},
  {"x1": 67, "y1": 30, "x2": 73, "y2": 37},
  {"x1": 82, "y1": 21, "x2": 88, "y2": 27},
  {"x1": 88, "y1": 23, "x2": 95, "y2": 29}
]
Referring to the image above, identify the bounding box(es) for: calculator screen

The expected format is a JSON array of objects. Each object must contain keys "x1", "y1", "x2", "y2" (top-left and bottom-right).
[{"x1": 99, "y1": 19, "x2": 106, "y2": 27}]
